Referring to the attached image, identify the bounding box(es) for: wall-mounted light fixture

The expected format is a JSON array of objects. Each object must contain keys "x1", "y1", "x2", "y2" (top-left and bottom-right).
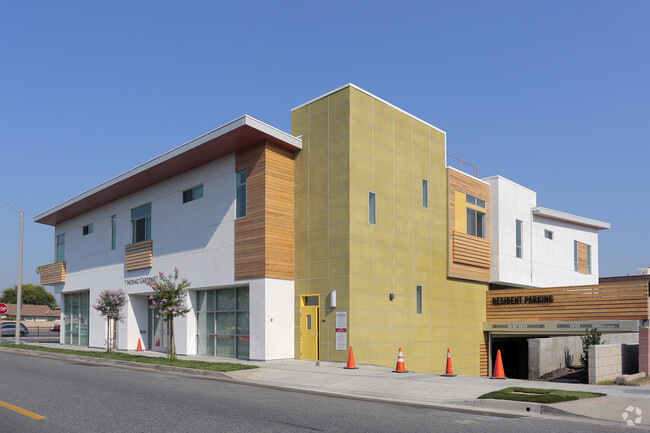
[
  {"x1": 389, "y1": 293, "x2": 395, "y2": 301},
  {"x1": 330, "y1": 290, "x2": 337, "y2": 308}
]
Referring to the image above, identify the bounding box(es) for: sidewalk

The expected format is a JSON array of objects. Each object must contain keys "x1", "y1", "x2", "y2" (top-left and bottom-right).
[{"x1": 8, "y1": 343, "x2": 650, "y2": 427}]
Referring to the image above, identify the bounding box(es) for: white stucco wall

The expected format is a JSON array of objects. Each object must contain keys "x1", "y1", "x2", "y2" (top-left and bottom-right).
[
  {"x1": 51, "y1": 152, "x2": 294, "y2": 360},
  {"x1": 485, "y1": 175, "x2": 601, "y2": 288}
]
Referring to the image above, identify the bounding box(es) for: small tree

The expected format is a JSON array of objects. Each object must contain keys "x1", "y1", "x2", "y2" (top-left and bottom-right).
[
  {"x1": 93, "y1": 289, "x2": 129, "y2": 352},
  {"x1": 580, "y1": 327, "x2": 603, "y2": 369},
  {"x1": 147, "y1": 268, "x2": 191, "y2": 360}
]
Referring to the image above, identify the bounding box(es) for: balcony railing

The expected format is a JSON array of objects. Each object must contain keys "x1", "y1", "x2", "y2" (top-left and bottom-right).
[
  {"x1": 452, "y1": 231, "x2": 491, "y2": 268},
  {"x1": 37, "y1": 261, "x2": 66, "y2": 285},
  {"x1": 447, "y1": 154, "x2": 478, "y2": 178},
  {"x1": 125, "y1": 239, "x2": 153, "y2": 271}
]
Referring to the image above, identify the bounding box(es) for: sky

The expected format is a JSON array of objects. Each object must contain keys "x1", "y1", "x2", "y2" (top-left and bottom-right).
[{"x1": 0, "y1": 1, "x2": 648, "y2": 293}]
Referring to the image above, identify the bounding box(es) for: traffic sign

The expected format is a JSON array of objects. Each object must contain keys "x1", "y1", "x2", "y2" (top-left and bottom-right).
[{"x1": 0, "y1": 303, "x2": 7, "y2": 315}]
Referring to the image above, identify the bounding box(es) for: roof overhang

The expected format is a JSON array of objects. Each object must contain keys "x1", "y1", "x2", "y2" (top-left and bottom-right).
[
  {"x1": 35, "y1": 115, "x2": 302, "y2": 226},
  {"x1": 532, "y1": 207, "x2": 610, "y2": 230}
]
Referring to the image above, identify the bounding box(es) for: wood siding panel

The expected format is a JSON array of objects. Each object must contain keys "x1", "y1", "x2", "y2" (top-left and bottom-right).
[
  {"x1": 235, "y1": 142, "x2": 295, "y2": 281},
  {"x1": 486, "y1": 281, "x2": 650, "y2": 322},
  {"x1": 448, "y1": 169, "x2": 491, "y2": 282},
  {"x1": 39, "y1": 261, "x2": 66, "y2": 285},
  {"x1": 264, "y1": 144, "x2": 295, "y2": 280},
  {"x1": 480, "y1": 343, "x2": 489, "y2": 377},
  {"x1": 577, "y1": 241, "x2": 589, "y2": 274},
  {"x1": 125, "y1": 239, "x2": 153, "y2": 271}
]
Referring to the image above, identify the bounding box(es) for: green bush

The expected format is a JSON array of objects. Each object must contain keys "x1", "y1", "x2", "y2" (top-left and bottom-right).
[{"x1": 580, "y1": 328, "x2": 602, "y2": 369}]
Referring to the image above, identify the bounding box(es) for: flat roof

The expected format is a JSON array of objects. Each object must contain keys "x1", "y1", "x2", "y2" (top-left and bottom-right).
[
  {"x1": 532, "y1": 207, "x2": 610, "y2": 230},
  {"x1": 291, "y1": 83, "x2": 446, "y2": 135},
  {"x1": 35, "y1": 115, "x2": 302, "y2": 226}
]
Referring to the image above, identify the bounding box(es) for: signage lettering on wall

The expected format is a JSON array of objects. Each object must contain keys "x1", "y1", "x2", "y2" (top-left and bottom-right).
[
  {"x1": 124, "y1": 277, "x2": 157, "y2": 286},
  {"x1": 335, "y1": 312, "x2": 347, "y2": 351},
  {"x1": 491, "y1": 295, "x2": 554, "y2": 306}
]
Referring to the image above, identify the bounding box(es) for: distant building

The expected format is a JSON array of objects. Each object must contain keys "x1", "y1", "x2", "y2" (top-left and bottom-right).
[{"x1": 2, "y1": 304, "x2": 60, "y2": 321}]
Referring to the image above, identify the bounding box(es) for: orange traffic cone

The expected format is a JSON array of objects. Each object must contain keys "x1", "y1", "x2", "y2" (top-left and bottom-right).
[
  {"x1": 441, "y1": 348, "x2": 457, "y2": 377},
  {"x1": 491, "y1": 349, "x2": 507, "y2": 379},
  {"x1": 344, "y1": 346, "x2": 358, "y2": 369},
  {"x1": 136, "y1": 338, "x2": 143, "y2": 351},
  {"x1": 393, "y1": 347, "x2": 407, "y2": 373}
]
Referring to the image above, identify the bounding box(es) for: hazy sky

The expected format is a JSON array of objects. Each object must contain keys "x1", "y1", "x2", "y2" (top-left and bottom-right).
[{"x1": 1, "y1": 1, "x2": 648, "y2": 293}]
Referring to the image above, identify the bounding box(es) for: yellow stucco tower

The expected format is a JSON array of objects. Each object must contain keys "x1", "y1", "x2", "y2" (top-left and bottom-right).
[{"x1": 292, "y1": 84, "x2": 489, "y2": 375}]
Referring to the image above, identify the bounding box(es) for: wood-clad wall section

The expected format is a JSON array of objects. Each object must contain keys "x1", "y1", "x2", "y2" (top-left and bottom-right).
[
  {"x1": 479, "y1": 343, "x2": 489, "y2": 377},
  {"x1": 577, "y1": 241, "x2": 589, "y2": 274},
  {"x1": 235, "y1": 141, "x2": 295, "y2": 281},
  {"x1": 486, "y1": 281, "x2": 650, "y2": 321},
  {"x1": 125, "y1": 239, "x2": 153, "y2": 271},
  {"x1": 448, "y1": 169, "x2": 491, "y2": 281},
  {"x1": 39, "y1": 261, "x2": 66, "y2": 285}
]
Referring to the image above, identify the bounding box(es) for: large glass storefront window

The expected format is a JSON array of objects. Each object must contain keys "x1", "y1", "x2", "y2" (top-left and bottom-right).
[
  {"x1": 63, "y1": 291, "x2": 89, "y2": 346},
  {"x1": 196, "y1": 287, "x2": 249, "y2": 359}
]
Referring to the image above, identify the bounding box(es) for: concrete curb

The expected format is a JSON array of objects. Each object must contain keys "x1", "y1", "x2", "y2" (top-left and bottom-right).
[
  {"x1": 0, "y1": 346, "x2": 623, "y2": 427},
  {"x1": 0, "y1": 346, "x2": 229, "y2": 379}
]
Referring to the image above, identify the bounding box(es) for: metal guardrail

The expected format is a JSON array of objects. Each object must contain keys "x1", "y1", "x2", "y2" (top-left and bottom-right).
[{"x1": 447, "y1": 154, "x2": 478, "y2": 177}]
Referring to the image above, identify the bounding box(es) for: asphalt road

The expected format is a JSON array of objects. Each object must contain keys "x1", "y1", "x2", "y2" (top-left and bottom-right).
[{"x1": 0, "y1": 351, "x2": 638, "y2": 432}]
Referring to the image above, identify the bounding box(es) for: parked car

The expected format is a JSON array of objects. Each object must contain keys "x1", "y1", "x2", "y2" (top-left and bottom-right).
[
  {"x1": 50, "y1": 323, "x2": 61, "y2": 332},
  {"x1": 1, "y1": 322, "x2": 29, "y2": 337}
]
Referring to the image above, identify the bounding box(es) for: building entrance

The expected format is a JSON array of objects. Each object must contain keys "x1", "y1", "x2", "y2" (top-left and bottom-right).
[{"x1": 300, "y1": 295, "x2": 319, "y2": 360}]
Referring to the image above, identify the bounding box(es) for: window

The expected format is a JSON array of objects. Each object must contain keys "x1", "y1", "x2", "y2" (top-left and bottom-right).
[
  {"x1": 416, "y1": 285, "x2": 423, "y2": 315},
  {"x1": 544, "y1": 229, "x2": 553, "y2": 240},
  {"x1": 466, "y1": 194, "x2": 486, "y2": 209},
  {"x1": 183, "y1": 184, "x2": 203, "y2": 204},
  {"x1": 516, "y1": 220, "x2": 523, "y2": 258},
  {"x1": 466, "y1": 208, "x2": 486, "y2": 238},
  {"x1": 587, "y1": 244, "x2": 592, "y2": 274},
  {"x1": 82, "y1": 223, "x2": 93, "y2": 236},
  {"x1": 196, "y1": 287, "x2": 250, "y2": 359},
  {"x1": 111, "y1": 215, "x2": 116, "y2": 250},
  {"x1": 465, "y1": 193, "x2": 486, "y2": 238},
  {"x1": 131, "y1": 203, "x2": 151, "y2": 243},
  {"x1": 63, "y1": 291, "x2": 89, "y2": 346},
  {"x1": 55, "y1": 234, "x2": 65, "y2": 262},
  {"x1": 422, "y1": 179, "x2": 428, "y2": 208},
  {"x1": 236, "y1": 169, "x2": 247, "y2": 218},
  {"x1": 368, "y1": 192, "x2": 376, "y2": 225}
]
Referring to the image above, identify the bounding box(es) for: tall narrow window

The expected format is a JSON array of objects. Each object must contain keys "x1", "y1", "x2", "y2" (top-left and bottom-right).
[
  {"x1": 422, "y1": 179, "x2": 428, "y2": 208},
  {"x1": 55, "y1": 233, "x2": 65, "y2": 262},
  {"x1": 368, "y1": 192, "x2": 376, "y2": 225},
  {"x1": 515, "y1": 220, "x2": 523, "y2": 258},
  {"x1": 236, "y1": 169, "x2": 247, "y2": 219},
  {"x1": 111, "y1": 215, "x2": 117, "y2": 250},
  {"x1": 587, "y1": 244, "x2": 592, "y2": 274},
  {"x1": 131, "y1": 203, "x2": 151, "y2": 243},
  {"x1": 574, "y1": 240, "x2": 579, "y2": 271},
  {"x1": 416, "y1": 285, "x2": 423, "y2": 315}
]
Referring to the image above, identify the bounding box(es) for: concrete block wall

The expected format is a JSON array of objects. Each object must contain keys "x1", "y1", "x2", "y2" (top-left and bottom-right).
[
  {"x1": 588, "y1": 343, "x2": 639, "y2": 384},
  {"x1": 640, "y1": 327, "x2": 650, "y2": 375},
  {"x1": 528, "y1": 333, "x2": 638, "y2": 380}
]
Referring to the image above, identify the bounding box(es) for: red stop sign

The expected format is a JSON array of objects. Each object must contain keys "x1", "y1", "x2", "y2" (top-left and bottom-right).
[{"x1": 0, "y1": 304, "x2": 7, "y2": 315}]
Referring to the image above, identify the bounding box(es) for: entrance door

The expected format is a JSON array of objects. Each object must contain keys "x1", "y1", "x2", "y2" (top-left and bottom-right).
[
  {"x1": 149, "y1": 306, "x2": 168, "y2": 354},
  {"x1": 300, "y1": 295, "x2": 319, "y2": 360}
]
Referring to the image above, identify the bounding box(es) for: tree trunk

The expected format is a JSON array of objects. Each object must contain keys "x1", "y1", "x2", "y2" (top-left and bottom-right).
[
  {"x1": 166, "y1": 320, "x2": 171, "y2": 360},
  {"x1": 106, "y1": 319, "x2": 110, "y2": 352},
  {"x1": 171, "y1": 318, "x2": 176, "y2": 360},
  {"x1": 113, "y1": 318, "x2": 117, "y2": 353}
]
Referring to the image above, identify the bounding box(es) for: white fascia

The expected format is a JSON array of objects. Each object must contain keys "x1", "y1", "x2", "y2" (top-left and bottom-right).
[{"x1": 532, "y1": 207, "x2": 610, "y2": 230}]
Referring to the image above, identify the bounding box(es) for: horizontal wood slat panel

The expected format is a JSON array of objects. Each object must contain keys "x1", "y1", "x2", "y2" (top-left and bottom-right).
[
  {"x1": 39, "y1": 261, "x2": 66, "y2": 285},
  {"x1": 480, "y1": 343, "x2": 489, "y2": 377},
  {"x1": 125, "y1": 239, "x2": 153, "y2": 271},
  {"x1": 448, "y1": 168, "x2": 491, "y2": 282},
  {"x1": 486, "y1": 281, "x2": 650, "y2": 321}
]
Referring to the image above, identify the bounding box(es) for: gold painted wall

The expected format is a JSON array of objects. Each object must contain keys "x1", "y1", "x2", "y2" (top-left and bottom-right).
[{"x1": 292, "y1": 85, "x2": 488, "y2": 375}]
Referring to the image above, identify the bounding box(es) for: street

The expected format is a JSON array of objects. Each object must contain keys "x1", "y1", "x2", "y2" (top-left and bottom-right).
[{"x1": 0, "y1": 351, "x2": 638, "y2": 432}]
